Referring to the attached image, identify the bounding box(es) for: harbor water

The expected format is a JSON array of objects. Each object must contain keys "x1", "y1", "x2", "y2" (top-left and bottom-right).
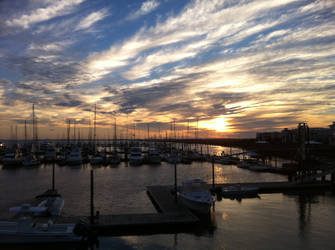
[{"x1": 0, "y1": 145, "x2": 334, "y2": 249}]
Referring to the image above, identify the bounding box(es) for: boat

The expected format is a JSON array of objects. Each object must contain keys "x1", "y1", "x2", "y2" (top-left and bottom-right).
[
  {"x1": 0, "y1": 216, "x2": 83, "y2": 245},
  {"x1": 44, "y1": 147, "x2": 57, "y2": 163},
  {"x1": 108, "y1": 151, "x2": 120, "y2": 165},
  {"x1": 90, "y1": 154, "x2": 103, "y2": 166},
  {"x1": 66, "y1": 148, "x2": 82, "y2": 166},
  {"x1": 2, "y1": 152, "x2": 22, "y2": 167},
  {"x1": 147, "y1": 149, "x2": 161, "y2": 164},
  {"x1": 222, "y1": 185, "x2": 259, "y2": 198},
  {"x1": 22, "y1": 154, "x2": 39, "y2": 167},
  {"x1": 129, "y1": 147, "x2": 144, "y2": 166},
  {"x1": 178, "y1": 179, "x2": 215, "y2": 214},
  {"x1": 10, "y1": 190, "x2": 64, "y2": 217}
]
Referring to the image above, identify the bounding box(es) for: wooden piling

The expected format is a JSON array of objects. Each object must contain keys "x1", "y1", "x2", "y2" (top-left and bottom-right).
[
  {"x1": 212, "y1": 159, "x2": 215, "y2": 189},
  {"x1": 90, "y1": 169, "x2": 94, "y2": 225},
  {"x1": 174, "y1": 162, "x2": 177, "y2": 203},
  {"x1": 322, "y1": 171, "x2": 326, "y2": 182},
  {"x1": 52, "y1": 164, "x2": 55, "y2": 190}
]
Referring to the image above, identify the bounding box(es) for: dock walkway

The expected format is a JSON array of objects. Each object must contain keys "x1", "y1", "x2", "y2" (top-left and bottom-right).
[{"x1": 53, "y1": 185, "x2": 199, "y2": 235}]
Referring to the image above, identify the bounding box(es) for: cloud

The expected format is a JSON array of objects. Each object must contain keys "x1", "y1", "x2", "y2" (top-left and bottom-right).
[
  {"x1": 75, "y1": 8, "x2": 109, "y2": 31},
  {"x1": 5, "y1": 0, "x2": 84, "y2": 29},
  {"x1": 128, "y1": 0, "x2": 160, "y2": 20}
]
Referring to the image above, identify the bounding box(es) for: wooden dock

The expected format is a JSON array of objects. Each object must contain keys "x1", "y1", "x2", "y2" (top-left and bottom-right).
[{"x1": 51, "y1": 185, "x2": 199, "y2": 236}]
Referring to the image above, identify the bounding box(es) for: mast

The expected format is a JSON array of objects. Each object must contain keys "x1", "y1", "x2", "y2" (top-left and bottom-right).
[
  {"x1": 67, "y1": 119, "x2": 71, "y2": 145},
  {"x1": 24, "y1": 120, "x2": 27, "y2": 144},
  {"x1": 114, "y1": 118, "x2": 117, "y2": 148},
  {"x1": 94, "y1": 104, "x2": 97, "y2": 145}
]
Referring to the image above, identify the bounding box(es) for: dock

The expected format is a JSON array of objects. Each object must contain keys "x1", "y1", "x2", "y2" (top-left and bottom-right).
[{"x1": 51, "y1": 185, "x2": 199, "y2": 236}]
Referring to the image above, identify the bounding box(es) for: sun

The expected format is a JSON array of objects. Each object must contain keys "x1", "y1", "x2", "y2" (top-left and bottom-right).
[{"x1": 199, "y1": 116, "x2": 232, "y2": 132}]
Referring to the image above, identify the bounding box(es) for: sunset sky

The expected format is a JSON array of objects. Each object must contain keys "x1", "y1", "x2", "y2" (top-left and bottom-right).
[{"x1": 1, "y1": 0, "x2": 335, "y2": 139}]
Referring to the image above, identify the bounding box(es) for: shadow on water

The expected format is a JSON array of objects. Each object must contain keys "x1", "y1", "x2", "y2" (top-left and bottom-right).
[{"x1": 283, "y1": 189, "x2": 335, "y2": 239}]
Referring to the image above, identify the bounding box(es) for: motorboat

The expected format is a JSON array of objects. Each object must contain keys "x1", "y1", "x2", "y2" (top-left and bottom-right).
[
  {"x1": 222, "y1": 185, "x2": 259, "y2": 198},
  {"x1": 22, "y1": 154, "x2": 39, "y2": 167},
  {"x1": 147, "y1": 149, "x2": 161, "y2": 164},
  {"x1": 11, "y1": 192, "x2": 64, "y2": 217},
  {"x1": 178, "y1": 179, "x2": 215, "y2": 214},
  {"x1": 108, "y1": 151, "x2": 120, "y2": 165},
  {"x1": 66, "y1": 148, "x2": 82, "y2": 166},
  {"x1": 129, "y1": 147, "x2": 144, "y2": 166},
  {"x1": 44, "y1": 147, "x2": 57, "y2": 163},
  {"x1": 2, "y1": 152, "x2": 22, "y2": 167},
  {"x1": 0, "y1": 216, "x2": 83, "y2": 245},
  {"x1": 90, "y1": 154, "x2": 103, "y2": 166}
]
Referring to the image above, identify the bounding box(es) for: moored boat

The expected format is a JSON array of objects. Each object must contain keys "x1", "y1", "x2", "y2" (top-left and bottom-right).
[
  {"x1": 0, "y1": 216, "x2": 83, "y2": 245},
  {"x1": 178, "y1": 178, "x2": 215, "y2": 214}
]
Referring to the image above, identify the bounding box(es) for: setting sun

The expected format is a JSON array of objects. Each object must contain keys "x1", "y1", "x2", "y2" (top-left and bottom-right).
[{"x1": 199, "y1": 116, "x2": 232, "y2": 132}]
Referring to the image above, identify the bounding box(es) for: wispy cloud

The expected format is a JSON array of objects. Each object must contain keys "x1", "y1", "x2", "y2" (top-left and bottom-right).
[
  {"x1": 5, "y1": 0, "x2": 84, "y2": 29},
  {"x1": 75, "y1": 8, "x2": 109, "y2": 31},
  {"x1": 127, "y1": 0, "x2": 160, "y2": 20}
]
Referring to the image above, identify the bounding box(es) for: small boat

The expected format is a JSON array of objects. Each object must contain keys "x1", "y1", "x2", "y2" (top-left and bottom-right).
[
  {"x1": 147, "y1": 149, "x2": 161, "y2": 164},
  {"x1": 22, "y1": 154, "x2": 39, "y2": 167},
  {"x1": 90, "y1": 154, "x2": 103, "y2": 166},
  {"x1": 11, "y1": 190, "x2": 64, "y2": 217},
  {"x1": 222, "y1": 185, "x2": 259, "y2": 198},
  {"x1": 178, "y1": 179, "x2": 215, "y2": 214},
  {"x1": 129, "y1": 147, "x2": 144, "y2": 166},
  {"x1": 2, "y1": 153, "x2": 22, "y2": 167},
  {"x1": 44, "y1": 147, "x2": 57, "y2": 163},
  {"x1": 0, "y1": 216, "x2": 83, "y2": 245},
  {"x1": 66, "y1": 148, "x2": 82, "y2": 166}
]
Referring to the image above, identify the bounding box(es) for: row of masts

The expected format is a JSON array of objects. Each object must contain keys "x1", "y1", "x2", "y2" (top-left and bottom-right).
[{"x1": 7, "y1": 104, "x2": 207, "y2": 142}]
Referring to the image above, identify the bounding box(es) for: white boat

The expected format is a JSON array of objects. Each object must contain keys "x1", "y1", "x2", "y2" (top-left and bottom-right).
[
  {"x1": 22, "y1": 154, "x2": 39, "y2": 167},
  {"x1": 90, "y1": 155, "x2": 103, "y2": 165},
  {"x1": 10, "y1": 197, "x2": 64, "y2": 217},
  {"x1": 66, "y1": 149, "x2": 82, "y2": 166},
  {"x1": 222, "y1": 185, "x2": 259, "y2": 198},
  {"x1": 2, "y1": 153, "x2": 22, "y2": 167},
  {"x1": 44, "y1": 147, "x2": 57, "y2": 163},
  {"x1": 129, "y1": 147, "x2": 144, "y2": 166},
  {"x1": 109, "y1": 151, "x2": 120, "y2": 165},
  {"x1": 147, "y1": 149, "x2": 161, "y2": 164},
  {"x1": 0, "y1": 216, "x2": 82, "y2": 244},
  {"x1": 178, "y1": 179, "x2": 215, "y2": 214}
]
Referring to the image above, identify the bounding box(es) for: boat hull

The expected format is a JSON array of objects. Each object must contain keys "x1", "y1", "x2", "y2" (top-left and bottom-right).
[{"x1": 179, "y1": 194, "x2": 212, "y2": 214}]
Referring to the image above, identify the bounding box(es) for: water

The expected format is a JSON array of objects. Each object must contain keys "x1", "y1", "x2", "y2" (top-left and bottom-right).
[{"x1": 0, "y1": 145, "x2": 334, "y2": 249}]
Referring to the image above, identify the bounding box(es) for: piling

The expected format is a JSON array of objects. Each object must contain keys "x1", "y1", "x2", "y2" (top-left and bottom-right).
[
  {"x1": 90, "y1": 169, "x2": 94, "y2": 225},
  {"x1": 51, "y1": 164, "x2": 55, "y2": 190},
  {"x1": 212, "y1": 159, "x2": 215, "y2": 189},
  {"x1": 174, "y1": 162, "x2": 177, "y2": 203},
  {"x1": 322, "y1": 171, "x2": 326, "y2": 182}
]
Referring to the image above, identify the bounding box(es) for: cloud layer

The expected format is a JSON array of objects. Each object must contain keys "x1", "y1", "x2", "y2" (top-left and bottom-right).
[{"x1": 1, "y1": 0, "x2": 335, "y2": 139}]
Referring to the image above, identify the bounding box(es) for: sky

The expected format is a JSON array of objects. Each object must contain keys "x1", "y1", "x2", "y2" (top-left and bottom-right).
[{"x1": 0, "y1": 0, "x2": 335, "y2": 140}]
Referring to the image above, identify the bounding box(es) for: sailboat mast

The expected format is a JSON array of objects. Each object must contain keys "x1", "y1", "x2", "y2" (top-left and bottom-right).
[{"x1": 94, "y1": 104, "x2": 97, "y2": 144}]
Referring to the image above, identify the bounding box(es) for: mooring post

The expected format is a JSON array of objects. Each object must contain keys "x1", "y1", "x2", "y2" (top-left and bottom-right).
[
  {"x1": 52, "y1": 163, "x2": 55, "y2": 191},
  {"x1": 212, "y1": 158, "x2": 215, "y2": 189},
  {"x1": 90, "y1": 169, "x2": 94, "y2": 225},
  {"x1": 322, "y1": 170, "x2": 326, "y2": 182},
  {"x1": 174, "y1": 161, "x2": 178, "y2": 203}
]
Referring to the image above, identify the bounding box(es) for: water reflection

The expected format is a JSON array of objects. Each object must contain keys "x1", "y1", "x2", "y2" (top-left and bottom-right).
[{"x1": 284, "y1": 190, "x2": 325, "y2": 238}]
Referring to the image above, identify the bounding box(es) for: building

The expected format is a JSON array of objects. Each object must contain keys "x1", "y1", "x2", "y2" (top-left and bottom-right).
[{"x1": 256, "y1": 122, "x2": 335, "y2": 144}]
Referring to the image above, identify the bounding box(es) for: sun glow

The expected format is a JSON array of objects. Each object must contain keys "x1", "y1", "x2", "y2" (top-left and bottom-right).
[{"x1": 199, "y1": 116, "x2": 232, "y2": 132}]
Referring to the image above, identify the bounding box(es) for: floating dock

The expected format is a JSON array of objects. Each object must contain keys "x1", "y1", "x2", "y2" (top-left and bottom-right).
[{"x1": 52, "y1": 185, "x2": 199, "y2": 236}]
